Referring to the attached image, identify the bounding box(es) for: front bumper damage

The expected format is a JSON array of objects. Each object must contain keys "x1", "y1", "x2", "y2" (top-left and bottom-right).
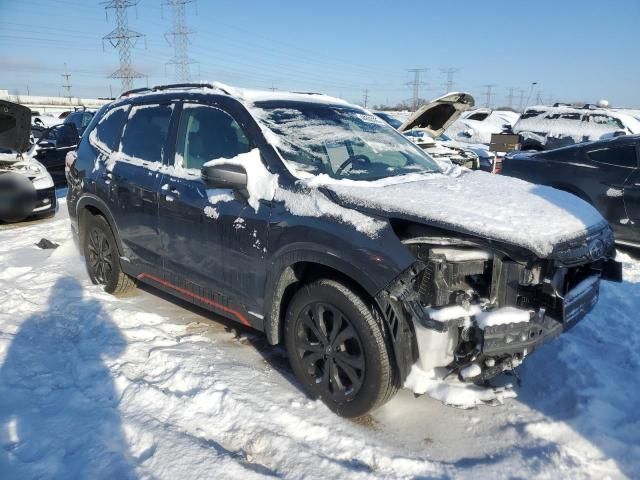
[{"x1": 376, "y1": 239, "x2": 622, "y2": 385}]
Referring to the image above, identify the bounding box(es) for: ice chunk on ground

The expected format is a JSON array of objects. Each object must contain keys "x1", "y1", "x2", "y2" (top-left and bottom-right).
[{"x1": 404, "y1": 366, "x2": 517, "y2": 408}]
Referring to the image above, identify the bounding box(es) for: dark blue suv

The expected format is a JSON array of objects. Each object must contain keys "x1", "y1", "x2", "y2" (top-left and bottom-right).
[{"x1": 67, "y1": 83, "x2": 621, "y2": 416}]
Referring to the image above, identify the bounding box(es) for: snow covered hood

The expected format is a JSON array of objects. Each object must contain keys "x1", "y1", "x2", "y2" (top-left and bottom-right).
[
  {"x1": 399, "y1": 92, "x2": 475, "y2": 137},
  {"x1": 325, "y1": 170, "x2": 607, "y2": 257}
]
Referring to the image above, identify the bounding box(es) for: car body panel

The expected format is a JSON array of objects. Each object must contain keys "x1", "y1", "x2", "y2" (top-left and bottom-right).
[{"x1": 502, "y1": 136, "x2": 640, "y2": 245}]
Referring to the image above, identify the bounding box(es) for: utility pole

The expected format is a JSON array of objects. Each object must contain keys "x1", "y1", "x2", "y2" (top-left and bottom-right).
[
  {"x1": 441, "y1": 68, "x2": 459, "y2": 94},
  {"x1": 102, "y1": 0, "x2": 145, "y2": 93},
  {"x1": 524, "y1": 82, "x2": 538, "y2": 111},
  {"x1": 268, "y1": 82, "x2": 277, "y2": 91},
  {"x1": 505, "y1": 87, "x2": 515, "y2": 108},
  {"x1": 535, "y1": 90, "x2": 543, "y2": 105},
  {"x1": 163, "y1": 0, "x2": 197, "y2": 82},
  {"x1": 61, "y1": 63, "x2": 72, "y2": 100},
  {"x1": 406, "y1": 68, "x2": 429, "y2": 110},
  {"x1": 481, "y1": 84, "x2": 496, "y2": 108},
  {"x1": 362, "y1": 89, "x2": 369, "y2": 108},
  {"x1": 518, "y1": 89, "x2": 525, "y2": 111}
]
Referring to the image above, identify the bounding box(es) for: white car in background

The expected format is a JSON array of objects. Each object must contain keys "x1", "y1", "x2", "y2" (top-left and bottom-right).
[
  {"x1": 513, "y1": 104, "x2": 640, "y2": 150},
  {"x1": 0, "y1": 101, "x2": 57, "y2": 223},
  {"x1": 442, "y1": 109, "x2": 519, "y2": 146}
]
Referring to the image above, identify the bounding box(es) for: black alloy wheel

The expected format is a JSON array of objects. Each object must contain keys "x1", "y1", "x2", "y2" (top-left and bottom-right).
[
  {"x1": 87, "y1": 226, "x2": 114, "y2": 285},
  {"x1": 285, "y1": 279, "x2": 398, "y2": 417},
  {"x1": 295, "y1": 301, "x2": 366, "y2": 402}
]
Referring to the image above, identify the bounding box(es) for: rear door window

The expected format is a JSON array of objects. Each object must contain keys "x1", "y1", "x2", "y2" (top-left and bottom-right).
[
  {"x1": 121, "y1": 104, "x2": 173, "y2": 163},
  {"x1": 588, "y1": 145, "x2": 638, "y2": 168}
]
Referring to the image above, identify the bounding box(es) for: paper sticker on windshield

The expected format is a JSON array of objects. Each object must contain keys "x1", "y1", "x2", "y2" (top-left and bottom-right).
[{"x1": 353, "y1": 112, "x2": 387, "y2": 126}]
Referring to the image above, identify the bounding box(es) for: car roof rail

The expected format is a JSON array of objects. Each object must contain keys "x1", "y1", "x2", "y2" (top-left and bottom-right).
[
  {"x1": 553, "y1": 102, "x2": 573, "y2": 107},
  {"x1": 119, "y1": 83, "x2": 230, "y2": 99}
]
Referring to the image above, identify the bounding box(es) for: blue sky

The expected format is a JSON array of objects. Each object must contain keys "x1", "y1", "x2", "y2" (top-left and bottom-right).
[{"x1": 1, "y1": 0, "x2": 639, "y2": 108}]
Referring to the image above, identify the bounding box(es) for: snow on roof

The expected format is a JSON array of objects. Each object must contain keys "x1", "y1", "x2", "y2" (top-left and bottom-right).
[{"x1": 118, "y1": 81, "x2": 354, "y2": 109}]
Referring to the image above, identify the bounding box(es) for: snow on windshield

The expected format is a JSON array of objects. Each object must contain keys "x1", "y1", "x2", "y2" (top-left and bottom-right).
[{"x1": 248, "y1": 102, "x2": 441, "y2": 181}]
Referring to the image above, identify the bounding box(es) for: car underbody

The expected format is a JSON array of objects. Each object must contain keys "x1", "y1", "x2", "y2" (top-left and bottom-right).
[{"x1": 376, "y1": 225, "x2": 622, "y2": 384}]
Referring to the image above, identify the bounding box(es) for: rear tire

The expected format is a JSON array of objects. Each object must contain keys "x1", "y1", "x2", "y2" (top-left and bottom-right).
[
  {"x1": 82, "y1": 214, "x2": 136, "y2": 295},
  {"x1": 284, "y1": 279, "x2": 397, "y2": 417}
]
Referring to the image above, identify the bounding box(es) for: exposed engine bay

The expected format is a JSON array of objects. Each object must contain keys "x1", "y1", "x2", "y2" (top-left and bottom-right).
[{"x1": 376, "y1": 225, "x2": 622, "y2": 384}]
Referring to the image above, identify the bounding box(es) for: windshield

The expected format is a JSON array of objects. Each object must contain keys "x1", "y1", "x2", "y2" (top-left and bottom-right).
[
  {"x1": 252, "y1": 101, "x2": 441, "y2": 181},
  {"x1": 373, "y1": 112, "x2": 402, "y2": 129}
]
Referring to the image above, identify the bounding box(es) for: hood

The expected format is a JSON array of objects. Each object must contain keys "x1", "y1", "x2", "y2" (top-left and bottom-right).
[
  {"x1": 0, "y1": 100, "x2": 31, "y2": 153},
  {"x1": 325, "y1": 170, "x2": 607, "y2": 258},
  {"x1": 398, "y1": 92, "x2": 475, "y2": 137}
]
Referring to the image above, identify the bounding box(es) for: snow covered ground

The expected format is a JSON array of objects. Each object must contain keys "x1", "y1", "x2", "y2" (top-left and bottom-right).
[{"x1": 0, "y1": 191, "x2": 639, "y2": 479}]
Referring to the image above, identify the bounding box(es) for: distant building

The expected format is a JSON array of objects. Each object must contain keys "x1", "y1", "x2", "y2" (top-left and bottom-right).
[{"x1": 0, "y1": 90, "x2": 111, "y2": 114}]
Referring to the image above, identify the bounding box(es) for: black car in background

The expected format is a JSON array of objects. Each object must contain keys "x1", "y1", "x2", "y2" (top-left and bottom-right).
[
  {"x1": 502, "y1": 135, "x2": 640, "y2": 247},
  {"x1": 32, "y1": 123, "x2": 79, "y2": 186},
  {"x1": 67, "y1": 83, "x2": 620, "y2": 417},
  {"x1": 63, "y1": 109, "x2": 95, "y2": 136}
]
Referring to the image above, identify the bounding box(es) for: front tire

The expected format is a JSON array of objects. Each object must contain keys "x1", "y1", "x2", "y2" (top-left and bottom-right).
[
  {"x1": 82, "y1": 214, "x2": 136, "y2": 295},
  {"x1": 284, "y1": 279, "x2": 397, "y2": 417}
]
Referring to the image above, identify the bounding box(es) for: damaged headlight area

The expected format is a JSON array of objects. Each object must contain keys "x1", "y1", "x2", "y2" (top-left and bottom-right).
[{"x1": 377, "y1": 236, "x2": 621, "y2": 384}]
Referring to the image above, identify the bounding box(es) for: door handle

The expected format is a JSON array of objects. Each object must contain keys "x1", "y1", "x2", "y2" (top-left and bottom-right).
[{"x1": 161, "y1": 184, "x2": 180, "y2": 202}]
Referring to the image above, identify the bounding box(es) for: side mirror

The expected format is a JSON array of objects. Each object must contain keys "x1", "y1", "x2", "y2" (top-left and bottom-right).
[{"x1": 201, "y1": 163, "x2": 247, "y2": 190}]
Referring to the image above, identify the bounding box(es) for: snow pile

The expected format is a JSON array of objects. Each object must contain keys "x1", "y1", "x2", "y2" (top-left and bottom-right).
[
  {"x1": 404, "y1": 366, "x2": 516, "y2": 409},
  {"x1": 328, "y1": 169, "x2": 607, "y2": 257},
  {"x1": 0, "y1": 200, "x2": 449, "y2": 479},
  {"x1": 445, "y1": 118, "x2": 502, "y2": 144},
  {"x1": 475, "y1": 307, "x2": 531, "y2": 330}
]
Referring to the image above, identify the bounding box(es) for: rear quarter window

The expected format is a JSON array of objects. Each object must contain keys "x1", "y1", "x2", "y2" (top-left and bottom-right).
[{"x1": 89, "y1": 105, "x2": 130, "y2": 153}]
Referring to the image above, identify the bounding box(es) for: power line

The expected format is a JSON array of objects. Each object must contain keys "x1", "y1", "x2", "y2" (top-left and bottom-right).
[
  {"x1": 441, "y1": 68, "x2": 459, "y2": 94},
  {"x1": 407, "y1": 68, "x2": 428, "y2": 110},
  {"x1": 102, "y1": 0, "x2": 146, "y2": 93},
  {"x1": 481, "y1": 84, "x2": 496, "y2": 108},
  {"x1": 61, "y1": 63, "x2": 72, "y2": 100},
  {"x1": 362, "y1": 89, "x2": 369, "y2": 108},
  {"x1": 163, "y1": 0, "x2": 197, "y2": 82}
]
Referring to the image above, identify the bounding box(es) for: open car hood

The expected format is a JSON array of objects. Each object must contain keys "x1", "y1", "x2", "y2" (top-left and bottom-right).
[
  {"x1": 0, "y1": 100, "x2": 31, "y2": 153},
  {"x1": 325, "y1": 170, "x2": 607, "y2": 258},
  {"x1": 398, "y1": 92, "x2": 475, "y2": 137}
]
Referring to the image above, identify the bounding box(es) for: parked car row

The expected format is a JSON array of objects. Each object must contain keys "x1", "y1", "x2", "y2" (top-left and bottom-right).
[{"x1": 512, "y1": 103, "x2": 640, "y2": 151}]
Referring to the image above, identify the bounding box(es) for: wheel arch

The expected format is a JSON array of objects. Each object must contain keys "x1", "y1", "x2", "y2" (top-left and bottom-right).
[
  {"x1": 549, "y1": 182, "x2": 594, "y2": 205},
  {"x1": 264, "y1": 251, "x2": 383, "y2": 346},
  {"x1": 76, "y1": 195, "x2": 124, "y2": 255}
]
